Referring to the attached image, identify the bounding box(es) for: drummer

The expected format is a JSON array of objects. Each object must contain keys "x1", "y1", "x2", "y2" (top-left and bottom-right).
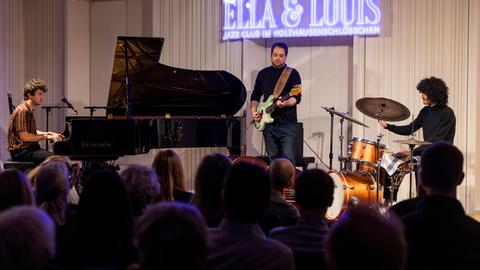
[{"x1": 379, "y1": 77, "x2": 456, "y2": 157}]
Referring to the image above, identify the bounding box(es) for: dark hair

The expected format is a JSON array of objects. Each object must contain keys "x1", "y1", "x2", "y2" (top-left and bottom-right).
[
  {"x1": 420, "y1": 142, "x2": 463, "y2": 193},
  {"x1": 416, "y1": 77, "x2": 449, "y2": 105},
  {"x1": 0, "y1": 169, "x2": 33, "y2": 212},
  {"x1": 224, "y1": 162, "x2": 271, "y2": 223},
  {"x1": 295, "y1": 169, "x2": 334, "y2": 210},
  {"x1": 152, "y1": 149, "x2": 186, "y2": 201},
  {"x1": 0, "y1": 206, "x2": 56, "y2": 270},
  {"x1": 325, "y1": 207, "x2": 407, "y2": 270},
  {"x1": 23, "y1": 78, "x2": 48, "y2": 100},
  {"x1": 268, "y1": 158, "x2": 295, "y2": 191},
  {"x1": 137, "y1": 202, "x2": 208, "y2": 270},
  {"x1": 76, "y1": 169, "x2": 134, "y2": 268},
  {"x1": 120, "y1": 164, "x2": 160, "y2": 217},
  {"x1": 271, "y1": 42, "x2": 289, "y2": 56},
  {"x1": 192, "y1": 153, "x2": 232, "y2": 227}
]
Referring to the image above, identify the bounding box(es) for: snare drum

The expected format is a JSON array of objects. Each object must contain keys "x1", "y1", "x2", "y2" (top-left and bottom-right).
[
  {"x1": 348, "y1": 137, "x2": 385, "y2": 172},
  {"x1": 326, "y1": 171, "x2": 381, "y2": 220}
]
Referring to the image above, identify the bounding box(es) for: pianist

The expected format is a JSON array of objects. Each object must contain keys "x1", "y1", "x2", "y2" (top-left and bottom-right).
[{"x1": 7, "y1": 79, "x2": 65, "y2": 164}]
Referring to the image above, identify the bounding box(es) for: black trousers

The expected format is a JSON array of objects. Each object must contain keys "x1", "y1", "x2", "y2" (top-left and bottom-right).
[{"x1": 10, "y1": 144, "x2": 54, "y2": 164}]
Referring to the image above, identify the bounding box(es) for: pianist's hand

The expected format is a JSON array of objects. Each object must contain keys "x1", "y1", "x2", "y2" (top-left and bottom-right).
[{"x1": 47, "y1": 132, "x2": 65, "y2": 142}]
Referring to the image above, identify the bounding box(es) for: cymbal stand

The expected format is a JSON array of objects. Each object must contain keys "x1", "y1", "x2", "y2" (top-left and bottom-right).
[
  {"x1": 338, "y1": 117, "x2": 346, "y2": 171},
  {"x1": 408, "y1": 144, "x2": 415, "y2": 198},
  {"x1": 327, "y1": 107, "x2": 335, "y2": 170},
  {"x1": 375, "y1": 110, "x2": 384, "y2": 205}
]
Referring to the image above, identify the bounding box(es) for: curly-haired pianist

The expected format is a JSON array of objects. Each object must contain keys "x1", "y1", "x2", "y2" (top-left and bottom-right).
[
  {"x1": 7, "y1": 79, "x2": 65, "y2": 164},
  {"x1": 380, "y1": 76, "x2": 456, "y2": 156}
]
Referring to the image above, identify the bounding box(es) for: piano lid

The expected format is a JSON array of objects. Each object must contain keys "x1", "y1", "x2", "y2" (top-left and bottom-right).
[{"x1": 106, "y1": 36, "x2": 246, "y2": 117}]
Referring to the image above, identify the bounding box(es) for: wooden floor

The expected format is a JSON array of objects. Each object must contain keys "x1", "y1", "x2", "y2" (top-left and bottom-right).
[{"x1": 471, "y1": 214, "x2": 480, "y2": 222}]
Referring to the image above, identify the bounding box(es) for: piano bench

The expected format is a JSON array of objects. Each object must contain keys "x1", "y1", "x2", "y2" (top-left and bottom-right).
[{"x1": 3, "y1": 160, "x2": 37, "y2": 172}]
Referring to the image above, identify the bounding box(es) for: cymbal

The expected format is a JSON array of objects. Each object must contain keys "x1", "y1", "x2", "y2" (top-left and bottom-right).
[
  {"x1": 393, "y1": 139, "x2": 432, "y2": 146},
  {"x1": 322, "y1": 107, "x2": 369, "y2": 128},
  {"x1": 355, "y1": 97, "x2": 410, "y2": 121}
]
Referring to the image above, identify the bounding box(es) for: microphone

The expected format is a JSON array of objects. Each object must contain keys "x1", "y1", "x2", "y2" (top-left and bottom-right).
[{"x1": 61, "y1": 97, "x2": 78, "y2": 114}]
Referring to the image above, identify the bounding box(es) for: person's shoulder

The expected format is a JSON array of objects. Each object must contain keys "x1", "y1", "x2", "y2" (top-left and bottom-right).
[
  {"x1": 264, "y1": 236, "x2": 293, "y2": 255},
  {"x1": 259, "y1": 66, "x2": 272, "y2": 73}
]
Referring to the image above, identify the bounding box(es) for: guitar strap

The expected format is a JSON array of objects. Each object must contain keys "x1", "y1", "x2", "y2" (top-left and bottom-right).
[{"x1": 272, "y1": 66, "x2": 292, "y2": 98}]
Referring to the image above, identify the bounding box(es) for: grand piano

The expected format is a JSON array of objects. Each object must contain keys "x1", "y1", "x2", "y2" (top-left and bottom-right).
[{"x1": 54, "y1": 36, "x2": 246, "y2": 160}]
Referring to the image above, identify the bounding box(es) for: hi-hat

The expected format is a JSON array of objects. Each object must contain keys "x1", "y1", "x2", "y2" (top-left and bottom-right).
[
  {"x1": 393, "y1": 138, "x2": 432, "y2": 146},
  {"x1": 355, "y1": 97, "x2": 410, "y2": 121},
  {"x1": 322, "y1": 107, "x2": 369, "y2": 128}
]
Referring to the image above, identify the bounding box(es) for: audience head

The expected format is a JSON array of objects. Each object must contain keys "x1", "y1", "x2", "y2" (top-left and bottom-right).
[
  {"x1": 295, "y1": 169, "x2": 334, "y2": 212},
  {"x1": 34, "y1": 161, "x2": 70, "y2": 225},
  {"x1": 137, "y1": 202, "x2": 208, "y2": 270},
  {"x1": 152, "y1": 149, "x2": 186, "y2": 201},
  {"x1": 120, "y1": 164, "x2": 160, "y2": 217},
  {"x1": 27, "y1": 155, "x2": 72, "y2": 185},
  {"x1": 268, "y1": 158, "x2": 295, "y2": 191},
  {"x1": 420, "y1": 142, "x2": 464, "y2": 195},
  {"x1": 0, "y1": 206, "x2": 55, "y2": 270},
  {"x1": 77, "y1": 169, "x2": 134, "y2": 267},
  {"x1": 0, "y1": 169, "x2": 33, "y2": 212},
  {"x1": 224, "y1": 162, "x2": 271, "y2": 223},
  {"x1": 325, "y1": 207, "x2": 407, "y2": 270},
  {"x1": 192, "y1": 153, "x2": 231, "y2": 226}
]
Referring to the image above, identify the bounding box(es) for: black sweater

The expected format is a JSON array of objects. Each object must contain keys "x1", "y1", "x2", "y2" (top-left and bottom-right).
[
  {"x1": 251, "y1": 65, "x2": 302, "y2": 123},
  {"x1": 386, "y1": 105, "x2": 456, "y2": 155}
]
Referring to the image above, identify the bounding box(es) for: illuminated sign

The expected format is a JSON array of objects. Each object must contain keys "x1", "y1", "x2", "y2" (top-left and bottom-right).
[{"x1": 222, "y1": 0, "x2": 381, "y2": 40}]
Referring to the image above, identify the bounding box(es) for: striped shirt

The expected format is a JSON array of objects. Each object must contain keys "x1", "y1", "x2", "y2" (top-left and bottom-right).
[{"x1": 7, "y1": 101, "x2": 39, "y2": 151}]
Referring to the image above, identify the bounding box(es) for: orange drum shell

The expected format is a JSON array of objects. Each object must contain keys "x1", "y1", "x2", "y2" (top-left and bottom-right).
[
  {"x1": 349, "y1": 139, "x2": 384, "y2": 170},
  {"x1": 326, "y1": 171, "x2": 382, "y2": 221}
]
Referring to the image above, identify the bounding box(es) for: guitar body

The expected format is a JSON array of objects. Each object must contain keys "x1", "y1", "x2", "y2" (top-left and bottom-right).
[{"x1": 254, "y1": 95, "x2": 275, "y2": 131}]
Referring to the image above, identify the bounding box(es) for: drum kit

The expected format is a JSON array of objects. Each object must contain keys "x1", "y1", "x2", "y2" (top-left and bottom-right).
[{"x1": 323, "y1": 97, "x2": 431, "y2": 220}]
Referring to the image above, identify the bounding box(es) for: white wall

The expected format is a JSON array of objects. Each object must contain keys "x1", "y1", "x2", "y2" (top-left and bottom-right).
[{"x1": 67, "y1": 0, "x2": 91, "y2": 117}]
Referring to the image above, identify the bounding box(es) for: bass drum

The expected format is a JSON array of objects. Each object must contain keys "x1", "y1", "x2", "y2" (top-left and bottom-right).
[{"x1": 326, "y1": 171, "x2": 381, "y2": 221}]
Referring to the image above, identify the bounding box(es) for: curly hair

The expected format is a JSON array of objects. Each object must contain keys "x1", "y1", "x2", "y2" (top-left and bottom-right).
[
  {"x1": 23, "y1": 78, "x2": 48, "y2": 100},
  {"x1": 121, "y1": 164, "x2": 160, "y2": 216},
  {"x1": 416, "y1": 77, "x2": 449, "y2": 106}
]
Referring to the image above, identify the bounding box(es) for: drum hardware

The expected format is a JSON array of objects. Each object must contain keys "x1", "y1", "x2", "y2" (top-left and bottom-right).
[
  {"x1": 393, "y1": 136, "x2": 431, "y2": 198},
  {"x1": 355, "y1": 97, "x2": 412, "y2": 206},
  {"x1": 322, "y1": 106, "x2": 369, "y2": 171}
]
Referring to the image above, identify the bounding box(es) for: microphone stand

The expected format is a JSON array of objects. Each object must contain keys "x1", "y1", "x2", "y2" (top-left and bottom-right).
[
  {"x1": 41, "y1": 106, "x2": 69, "y2": 150},
  {"x1": 327, "y1": 107, "x2": 335, "y2": 170}
]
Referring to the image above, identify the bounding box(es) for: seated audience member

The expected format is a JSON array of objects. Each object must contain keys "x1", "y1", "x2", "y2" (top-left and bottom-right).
[
  {"x1": 325, "y1": 206, "x2": 407, "y2": 270},
  {"x1": 121, "y1": 164, "x2": 160, "y2": 217},
  {"x1": 269, "y1": 168, "x2": 334, "y2": 269},
  {"x1": 260, "y1": 158, "x2": 299, "y2": 233},
  {"x1": 73, "y1": 169, "x2": 135, "y2": 269},
  {"x1": 27, "y1": 155, "x2": 80, "y2": 205},
  {"x1": 152, "y1": 149, "x2": 193, "y2": 202},
  {"x1": 192, "y1": 153, "x2": 232, "y2": 227},
  {"x1": 401, "y1": 142, "x2": 480, "y2": 269},
  {"x1": 0, "y1": 169, "x2": 33, "y2": 212},
  {"x1": 207, "y1": 162, "x2": 294, "y2": 270},
  {"x1": 388, "y1": 196, "x2": 422, "y2": 219},
  {"x1": 137, "y1": 202, "x2": 208, "y2": 270},
  {"x1": 35, "y1": 161, "x2": 70, "y2": 225},
  {"x1": 0, "y1": 206, "x2": 55, "y2": 270},
  {"x1": 35, "y1": 161, "x2": 74, "y2": 268}
]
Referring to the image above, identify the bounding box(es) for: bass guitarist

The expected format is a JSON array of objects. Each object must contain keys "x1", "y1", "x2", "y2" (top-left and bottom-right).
[{"x1": 250, "y1": 42, "x2": 302, "y2": 164}]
